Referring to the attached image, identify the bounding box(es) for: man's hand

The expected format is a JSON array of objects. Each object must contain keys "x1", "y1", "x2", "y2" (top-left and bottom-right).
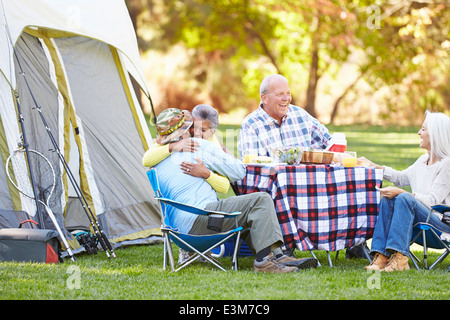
[{"x1": 180, "y1": 158, "x2": 211, "y2": 179}]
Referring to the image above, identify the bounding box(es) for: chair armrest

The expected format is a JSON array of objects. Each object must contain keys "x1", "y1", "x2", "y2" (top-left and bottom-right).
[
  {"x1": 432, "y1": 205, "x2": 450, "y2": 214},
  {"x1": 157, "y1": 197, "x2": 241, "y2": 218}
]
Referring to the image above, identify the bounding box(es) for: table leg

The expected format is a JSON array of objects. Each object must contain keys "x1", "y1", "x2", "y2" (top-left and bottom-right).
[{"x1": 309, "y1": 250, "x2": 321, "y2": 267}]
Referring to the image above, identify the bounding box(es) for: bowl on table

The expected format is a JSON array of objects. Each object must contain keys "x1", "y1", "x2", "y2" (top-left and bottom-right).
[
  {"x1": 301, "y1": 150, "x2": 334, "y2": 164},
  {"x1": 271, "y1": 146, "x2": 304, "y2": 165}
]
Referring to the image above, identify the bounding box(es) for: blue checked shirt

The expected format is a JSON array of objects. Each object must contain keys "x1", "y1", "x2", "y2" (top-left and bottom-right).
[
  {"x1": 238, "y1": 104, "x2": 331, "y2": 160},
  {"x1": 155, "y1": 138, "x2": 245, "y2": 233}
]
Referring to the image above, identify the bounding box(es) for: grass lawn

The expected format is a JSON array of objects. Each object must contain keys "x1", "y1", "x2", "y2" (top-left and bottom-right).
[{"x1": 1, "y1": 124, "x2": 449, "y2": 301}]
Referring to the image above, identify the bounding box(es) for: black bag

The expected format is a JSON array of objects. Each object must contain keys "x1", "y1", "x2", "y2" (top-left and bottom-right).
[
  {"x1": 434, "y1": 204, "x2": 450, "y2": 226},
  {"x1": 442, "y1": 213, "x2": 450, "y2": 226},
  {"x1": 207, "y1": 214, "x2": 224, "y2": 232},
  {"x1": 0, "y1": 228, "x2": 61, "y2": 263}
]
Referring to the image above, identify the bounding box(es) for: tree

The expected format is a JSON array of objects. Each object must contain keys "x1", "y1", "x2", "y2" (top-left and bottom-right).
[
  {"x1": 127, "y1": 0, "x2": 449, "y2": 124},
  {"x1": 350, "y1": 0, "x2": 449, "y2": 123}
]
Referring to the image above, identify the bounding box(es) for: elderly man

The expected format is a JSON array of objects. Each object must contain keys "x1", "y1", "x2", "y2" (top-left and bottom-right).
[
  {"x1": 238, "y1": 74, "x2": 331, "y2": 160},
  {"x1": 142, "y1": 108, "x2": 317, "y2": 273}
]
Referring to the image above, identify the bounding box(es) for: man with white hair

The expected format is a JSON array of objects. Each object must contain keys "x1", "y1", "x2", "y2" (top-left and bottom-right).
[{"x1": 238, "y1": 74, "x2": 331, "y2": 160}]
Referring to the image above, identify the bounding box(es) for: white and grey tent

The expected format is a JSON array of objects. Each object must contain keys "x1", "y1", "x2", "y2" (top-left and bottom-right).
[{"x1": 0, "y1": 0, "x2": 161, "y2": 253}]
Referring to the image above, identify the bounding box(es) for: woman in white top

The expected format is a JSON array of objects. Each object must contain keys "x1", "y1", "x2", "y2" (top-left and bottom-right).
[{"x1": 362, "y1": 112, "x2": 450, "y2": 272}]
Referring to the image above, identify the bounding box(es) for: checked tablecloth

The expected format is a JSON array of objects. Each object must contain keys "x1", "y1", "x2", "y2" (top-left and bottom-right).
[{"x1": 233, "y1": 164, "x2": 383, "y2": 252}]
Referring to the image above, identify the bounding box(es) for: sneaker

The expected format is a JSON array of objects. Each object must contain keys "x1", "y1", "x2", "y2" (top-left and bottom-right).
[
  {"x1": 178, "y1": 248, "x2": 211, "y2": 264},
  {"x1": 253, "y1": 258, "x2": 298, "y2": 273},
  {"x1": 275, "y1": 255, "x2": 318, "y2": 269},
  {"x1": 381, "y1": 252, "x2": 410, "y2": 272},
  {"x1": 346, "y1": 242, "x2": 372, "y2": 259},
  {"x1": 178, "y1": 248, "x2": 193, "y2": 264},
  {"x1": 364, "y1": 253, "x2": 389, "y2": 271}
]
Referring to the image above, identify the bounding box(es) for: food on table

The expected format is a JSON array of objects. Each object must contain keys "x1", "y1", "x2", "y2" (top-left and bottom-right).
[
  {"x1": 357, "y1": 158, "x2": 371, "y2": 167},
  {"x1": 253, "y1": 155, "x2": 273, "y2": 164},
  {"x1": 271, "y1": 146, "x2": 303, "y2": 165},
  {"x1": 301, "y1": 150, "x2": 333, "y2": 164},
  {"x1": 244, "y1": 154, "x2": 258, "y2": 163}
]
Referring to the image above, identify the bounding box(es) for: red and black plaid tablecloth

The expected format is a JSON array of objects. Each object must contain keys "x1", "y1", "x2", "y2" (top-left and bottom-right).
[{"x1": 233, "y1": 164, "x2": 383, "y2": 251}]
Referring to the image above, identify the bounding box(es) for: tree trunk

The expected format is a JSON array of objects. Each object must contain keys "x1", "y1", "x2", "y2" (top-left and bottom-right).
[
  {"x1": 244, "y1": 16, "x2": 282, "y2": 75},
  {"x1": 305, "y1": 39, "x2": 320, "y2": 118},
  {"x1": 329, "y1": 71, "x2": 366, "y2": 124},
  {"x1": 305, "y1": 16, "x2": 321, "y2": 118}
]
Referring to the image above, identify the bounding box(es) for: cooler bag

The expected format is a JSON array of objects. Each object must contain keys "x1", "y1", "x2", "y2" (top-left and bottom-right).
[{"x1": 0, "y1": 228, "x2": 61, "y2": 263}]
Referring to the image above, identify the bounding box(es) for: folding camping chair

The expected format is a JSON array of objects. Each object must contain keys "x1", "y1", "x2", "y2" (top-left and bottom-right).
[
  {"x1": 146, "y1": 168, "x2": 244, "y2": 272},
  {"x1": 410, "y1": 205, "x2": 450, "y2": 270}
]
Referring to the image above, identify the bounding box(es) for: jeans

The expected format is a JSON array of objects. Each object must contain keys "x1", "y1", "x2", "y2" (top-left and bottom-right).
[{"x1": 371, "y1": 193, "x2": 450, "y2": 256}]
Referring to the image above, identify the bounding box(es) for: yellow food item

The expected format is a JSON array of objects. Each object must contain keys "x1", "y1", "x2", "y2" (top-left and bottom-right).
[
  {"x1": 244, "y1": 154, "x2": 258, "y2": 163},
  {"x1": 254, "y1": 156, "x2": 273, "y2": 163}
]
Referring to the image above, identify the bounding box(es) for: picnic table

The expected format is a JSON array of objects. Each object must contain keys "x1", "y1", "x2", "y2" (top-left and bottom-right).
[{"x1": 233, "y1": 164, "x2": 383, "y2": 252}]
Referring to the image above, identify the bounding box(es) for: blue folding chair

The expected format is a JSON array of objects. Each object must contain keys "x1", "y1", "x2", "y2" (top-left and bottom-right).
[
  {"x1": 146, "y1": 168, "x2": 244, "y2": 272},
  {"x1": 410, "y1": 205, "x2": 450, "y2": 270}
]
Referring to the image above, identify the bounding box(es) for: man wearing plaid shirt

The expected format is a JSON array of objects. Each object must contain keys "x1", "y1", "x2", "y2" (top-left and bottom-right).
[{"x1": 238, "y1": 74, "x2": 331, "y2": 160}]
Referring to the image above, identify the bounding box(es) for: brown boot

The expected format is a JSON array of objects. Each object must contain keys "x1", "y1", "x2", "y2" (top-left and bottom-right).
[
  {"x1": 364, "y1": 253, "x2": 389, "y2": 271},
  {"x1": 381, "y1": 252, "x2": 410, "y2": 272}
]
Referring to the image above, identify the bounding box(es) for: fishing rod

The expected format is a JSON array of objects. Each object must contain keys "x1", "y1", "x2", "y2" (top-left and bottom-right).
[
  {"x1": 33, "y1": 104, "x2": 117, "y2": 259},
  {"x1": 1, "y1": 0, "x2": 44, "y2": 227},
  {"x1": 3, "y1": 12, "x2": 116, "y2": 259}
]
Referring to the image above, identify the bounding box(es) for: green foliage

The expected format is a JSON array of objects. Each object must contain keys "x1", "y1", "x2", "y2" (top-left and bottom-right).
[{"x1": 131, "y1": 0, "x2": 449, "y2": 124}]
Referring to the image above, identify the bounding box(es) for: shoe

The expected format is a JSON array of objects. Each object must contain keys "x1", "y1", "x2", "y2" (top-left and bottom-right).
[
  {"x1": 346, "y1": 242, "x2": 372, "y2": 259},
  {"x1": 364, "y1": 253, "x2": 389, "y2": 271},
  {"x1": 381, "y1": 252, "x2": 410, "y2": 272},
  {"x1": 275, "y1": 255, "x2": 318, "y2": 269},
  {"x1": 178, "y1": 248, "x2": 193, "y2": 264},
  {"x1": 178, "y1": 248, "x2": 211, "y2": 264},
  {"x1": 253, "y1": 258, "x2": 298, "y2": 273}
]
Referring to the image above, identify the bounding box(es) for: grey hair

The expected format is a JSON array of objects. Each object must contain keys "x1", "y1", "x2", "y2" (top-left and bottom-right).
[
  {"x1": 260, "y1": 74, "x2": 288, "y2": 95},
  {"x1": 192, "y1": 104, "x2": 219, "y2": 129},
  {"x1": 425, "y1": 111, "x2": 450, "y2": 159}
]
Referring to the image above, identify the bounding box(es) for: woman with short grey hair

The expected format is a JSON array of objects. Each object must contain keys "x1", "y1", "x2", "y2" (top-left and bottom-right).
[
  {"x1": 191, "y1": 104, "x2": 234, "y2": 157},
  {"x1": 192, "y1": 104, "x2": 219, "y2": 130}
]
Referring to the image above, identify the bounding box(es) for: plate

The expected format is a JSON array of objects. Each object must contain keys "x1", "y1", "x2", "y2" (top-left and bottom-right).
[{"x1": 245, "y1": 163, "x2": 287, "y2": 167}]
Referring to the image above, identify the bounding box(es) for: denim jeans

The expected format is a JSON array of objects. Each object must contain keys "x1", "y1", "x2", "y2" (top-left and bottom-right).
[{"x1": 371, "y1": 193, "x2": 450, "y2": 256}]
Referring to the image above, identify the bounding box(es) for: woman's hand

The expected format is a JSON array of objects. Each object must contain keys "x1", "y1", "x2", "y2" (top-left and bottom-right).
[
  {"x1": 180, "y1": 158, "x2": 211, "y2": 179},
  {"x1": 357, "y1": 156, "x2": 384, "y2": 169},
  {"x1": 169, "y1": 139, "x2": 200, "y2": 153},
  {"x1": 376, "y1": 186, "x2": 407, "y2": 199}
]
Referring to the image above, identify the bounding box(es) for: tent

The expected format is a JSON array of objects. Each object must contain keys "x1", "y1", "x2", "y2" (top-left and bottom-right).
[{"x1": 0, "y1": 0, "x2": 161, "y2": 254}]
